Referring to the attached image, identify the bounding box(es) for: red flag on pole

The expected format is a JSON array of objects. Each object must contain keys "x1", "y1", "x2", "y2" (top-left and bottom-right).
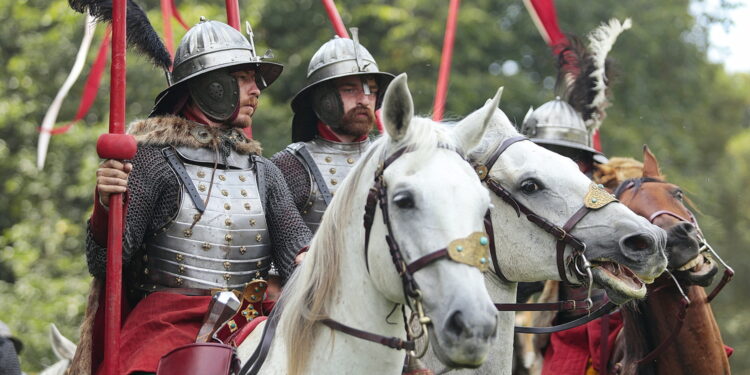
[{"x1": 432, "y1": 0, "x2": 460, "y2": 121}]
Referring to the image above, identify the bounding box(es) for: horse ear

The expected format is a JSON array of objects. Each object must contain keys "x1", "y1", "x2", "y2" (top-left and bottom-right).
[
  {"x1": 49, "y1": 323, "x2": 77, "y2": 360},
  {"x1": 642, "y1": 144, "x2": 662, "y2": 178},
  {"x1": 381, "y1": 73, "x2": 414, "y2": 142},
  {"x1": 454, "y1": 87, "x2": 503, "y2": 151}
]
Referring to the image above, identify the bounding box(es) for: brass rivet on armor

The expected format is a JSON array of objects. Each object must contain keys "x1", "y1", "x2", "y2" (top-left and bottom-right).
[
  {"x1": 202, "y1": 242, "x2": 212, "y2": 250},
  {"x1": 347, "y1": 158, "x2": 354, "y2": 164},
  {"x1": 176, "y1": 254, "x2": 184, "y2": 261},
  {"x1": 244, "y1": 203, "x2": 251, "y2": 210},
  {"x1": 144, "y1": 268, "x2": 149, "y2": 275},
  {"x1": 256, "y1": 233, "x2": 262, "y2": 242},
  {"x1": 179, "y1": 265, "x2": 185, "y2": 274},
  {"x1": 329, "y1": 168, "x2": 336, "y2": 174},
  {"x1": 255, "y1": 271, "x2": 261, "y2": 277},
  {"x1": 176, "y1": 277, "x2": 183, "y2": 286},
  {"x1": 198, "y1": 184, "x2": 207, "y2": 192},
  {"x1": 221, "y1": 190, "x2": 229, "y2": 196},
  {"x1": 197, "y1": 171, "x2": 206, "y2": 178},
  {"x1": 325, "y1": 156, "x2": 332, "y2": 163},
  {"x1": 143, "y1": 255, "x2": 148, "y2": 262},
  {"x1": 224, "y1": 203, "x2": 231, "y2": 210},
  {"x1": 224, "y1": 261, "x2": 231, "y2": 270},
  {"x1": 225, "y1": 234, "x2": 233, "y2": 242},
  {"x1": 307, "y1": 201, "x2": 313, "y2": 207},
  {"x1": 241, "y1": 189, "x2": 248, "y2": 197},
  {"x1": 239, "y1": 175, "x2": 247, "y2": 182},
  {"x1": 239, "y1": 246, "x2": 247, "y2": 255},
  {"x1": 302, "y1": 210, "x2": 308, "y2": 214},
  {"x1": 257, "y1": 260, "x2": 263, "y2": 267},
  {"x1": 225, "y1": 218, "x2": 232, "y2": 226},
  {"x1": 183, "y1": 229, "x2": 192, "y2": 237},
  {"x1": 249, "y1": 219, "x2": 256, "y2": 226},
  {"x1": 224, "y1": 273, "x2": 231, "y2": 281},
  {"x1": 331, "y1": 179, "x2": 338, "y2": 185},
  {"x1": 219, "y1": 175, "x2": 226, "y2": 181}
]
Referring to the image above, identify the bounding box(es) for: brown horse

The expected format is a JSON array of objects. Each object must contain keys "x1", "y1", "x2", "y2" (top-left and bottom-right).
[
  {"x1": 514, "y1": 146, "x2": 732, "y2": 375},
  {"x1": 607, "y1": 146, "x2": 732, "y2": 375}
]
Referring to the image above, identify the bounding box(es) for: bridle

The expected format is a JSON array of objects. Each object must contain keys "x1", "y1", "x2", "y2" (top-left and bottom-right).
[
  {"x1": 473, "y1": 136, "x2": 621, "y2": 333},
  {"x1": 241, "y1": 143, "x2": 492, "y2": 374},
  {"x1": 607, "y1": 178, "x2": 735, "y2": 370},
  {"x1": 614, "y1": 178, "x2": 734, "y2": 303}
]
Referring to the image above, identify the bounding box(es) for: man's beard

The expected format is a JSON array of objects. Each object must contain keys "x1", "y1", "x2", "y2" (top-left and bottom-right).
[
  {"x1": 227, "y1": 96, "x2": 259, "y2": 128},
  {"x1": 336, "y1": 106, "x2": 376, "y2": 137}
]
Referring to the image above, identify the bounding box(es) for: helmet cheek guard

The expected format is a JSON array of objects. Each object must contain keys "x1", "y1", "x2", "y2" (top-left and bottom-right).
[
  {"x1": 188, "y1": 70, "x2": 240, "y2": 122},
  {"x1": 311, "y1": 82, "x2": 344, "y2": 129}
]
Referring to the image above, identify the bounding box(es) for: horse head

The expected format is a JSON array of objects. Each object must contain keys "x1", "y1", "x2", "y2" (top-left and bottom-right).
[
  {"x1": 465, "y1": 97, "x2": 668, "y2": 305},
  {"x1": 612, "y1": 145, "x2": 719, "y2": 286}
]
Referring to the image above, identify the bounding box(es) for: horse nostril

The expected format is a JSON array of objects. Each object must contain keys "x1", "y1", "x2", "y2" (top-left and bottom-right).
[
  {"x1": 445, "y1": 310, "x2": 469, "y2": 337},
  {"x1": 674, "y1": 222, "x2": 696, "y2": 235},
  {"x1": 622, "y1": 233, "x2": 655, "y2": 251}
]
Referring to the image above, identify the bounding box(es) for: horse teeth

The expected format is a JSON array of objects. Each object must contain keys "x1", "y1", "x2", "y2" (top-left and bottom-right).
[{"x1": 677, "y1": 255, "x2": 702, "y2": 271}]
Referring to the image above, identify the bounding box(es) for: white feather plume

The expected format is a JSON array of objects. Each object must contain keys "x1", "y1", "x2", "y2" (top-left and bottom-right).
[{"x1": 586, "y1": 18, "x2": 632, "y2": 131}]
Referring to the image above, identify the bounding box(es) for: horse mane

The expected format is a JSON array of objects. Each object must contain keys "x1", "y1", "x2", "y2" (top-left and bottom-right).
[
  {"x1": 278, "y1": 116, "x2": 452, "y2": 375},
  {"x1": 593, "y1": 157, "x2": 645, "y2": 190},
  {"x1": 619, "y1": 301, "x2": 657, "y2": 375}
]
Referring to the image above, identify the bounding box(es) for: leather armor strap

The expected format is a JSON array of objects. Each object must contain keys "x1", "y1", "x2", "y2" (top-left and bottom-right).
[
  {"x1": 514, "y1": 301, "x2": 618, "y2": 334},
  {"x1": 321, "y1": 319, "x2": 416, "y2": 351},
  {"x1": 163, "y1": 147, "x2": 206, "y2": 213},
  {"x1": 292, "y1": 144, "x2": 333, "y2": 206}
]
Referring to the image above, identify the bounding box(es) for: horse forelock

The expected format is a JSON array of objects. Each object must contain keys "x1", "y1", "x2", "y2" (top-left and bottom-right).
[{"x1": 279, "y1": 117, "x2": 452, "y2": 375}]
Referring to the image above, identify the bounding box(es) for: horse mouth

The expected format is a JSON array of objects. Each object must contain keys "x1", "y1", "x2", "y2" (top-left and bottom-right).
[
  {"x1": 674, "y1": 253, "x2": 718, "y2": 286},
  {"x1": 590, "y1": 261, "x2": 646, "y2": 304}
]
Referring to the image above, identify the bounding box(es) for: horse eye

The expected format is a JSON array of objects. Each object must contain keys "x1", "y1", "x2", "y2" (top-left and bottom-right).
[
  {"x1": 520, "y1": 179, "x2": 542, "y2": 195},
  {"x1": 674, "y1": 190, "x2": 684, "y2": 201},
  {"x1": 393, "y1": 191, "x2": 415, "y2": 209}
]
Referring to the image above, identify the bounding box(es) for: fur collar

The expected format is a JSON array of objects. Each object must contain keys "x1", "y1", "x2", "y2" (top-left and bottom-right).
[{"x1": 127, "y1": 115, "x2": 262, "y2": 155}]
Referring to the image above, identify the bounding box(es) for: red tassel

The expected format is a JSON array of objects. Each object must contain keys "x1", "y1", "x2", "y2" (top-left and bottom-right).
[{"x1": 44, "y1": 27, "x2": 111, "y2": 135}]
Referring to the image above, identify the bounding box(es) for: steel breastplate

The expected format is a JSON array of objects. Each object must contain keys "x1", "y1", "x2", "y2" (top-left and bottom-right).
[
  {"x1": 142, "y1": 148, "x2": 271, "y2": 290},
  {"x1": 292, "y1": 137, "x2": 370, "y2": 232}
]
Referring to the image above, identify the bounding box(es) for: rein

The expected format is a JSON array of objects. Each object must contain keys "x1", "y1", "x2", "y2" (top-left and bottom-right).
[{"x1": 473, "y1": 136, "x2": 621, "y2": 334}]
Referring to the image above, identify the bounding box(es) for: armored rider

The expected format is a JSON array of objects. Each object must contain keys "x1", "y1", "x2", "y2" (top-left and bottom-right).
[
  {"x1": 270, "y1": 29, "x2": 394, "y2": 233},
  {"x1": 87, "y1": 19, "x2": 311, "y2": 374}
]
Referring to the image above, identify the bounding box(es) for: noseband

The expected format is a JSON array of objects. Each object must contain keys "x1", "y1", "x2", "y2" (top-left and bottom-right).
[{"x1": 614, "y1": 178, "x2": 734, "y2": 303}]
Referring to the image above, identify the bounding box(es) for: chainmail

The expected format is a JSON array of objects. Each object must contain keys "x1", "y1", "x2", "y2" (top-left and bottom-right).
[
  {"x1": 86, "y1": 147, "x2": 312, "y2": 284},
  {"x1": 270, "y1": 149, "x2": 312, "y2": 212},
  {"x1": 0, "y1": 338, "x2": 21, "y2": 375}
]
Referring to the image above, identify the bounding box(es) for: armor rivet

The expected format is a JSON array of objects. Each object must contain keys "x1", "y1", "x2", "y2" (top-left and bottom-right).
[
  {"x1": 302, "y1": 210, "x2": 308, "y2": 214},
  {"x1": 480, "y1": 257, "x2": 487, "y2": 264},
  {"x1": 329, "y1": 168, "x2": 336, "y2": 174},
  {"x1": 255, "y1": 271, "x2": 261, "y2": 277},
  {"x1": 176, "y1": 254, "x2": 184, "y2": 261},
  {"x1": 249, "y1": 219, "x2": 256, "y2": 226},
  {"x1": 219, "y1": 175, "x2": 226, "y2": 181},
  {"x1": 331, "y1": 179, "x2": 338, "y2": 185},
  {"x1": 307, "y1": 201, "x2": 313, "y2": 207},
  {"x1": 244, "y1": 203, "x2": 251, "y2": 210},
  {"x1": 480, "y1": 237, "x2": 489, "y2": 246},
  {"x1": 144, "y1": 268, "x2": 149, "y2": 275},
  {"x1": 143, "y1": 255, "x2": 148, "y2": 262},
  {"x1": 456, "y1": 246, "x2": 464, "y2": 252},
  {"x1": 176, "y1": 277, "x2": 183, "y2": 286},
  {"x1": 241, "y1": 189, "x2": 248, "y2": 197},
  {"x1": 225, "y1": 218, "x2": 232, "y2": 226},
  {"x1": 221, "y1": 190, "x2": 229, "y2": 196},
  {"x1": 239, "y1": 246, "x2": 247, "y2": 254},
  {"x1": 257, "y1": 260, "x2": 263, "y2": 267},
  {"x1": 225, "y1": 234, "x2": 233, "y2": 242},
  {"x1": 224, "y1": 273, "x2": 231, "y2": 280},
  {"x1": 347, "y1": 158, "x2": 354, "y2": 164},
  {"x1": 224, "y1": 261, "x2": 231, "y2": 270},
  {"x1": 198, "y1": 184, "x2": 207, "y2": 192},
  {"x1": 325, "y1": 156, "x2": 333, "y2": 163},
  {"x1": 256, "y1": 234, "x2": 262, "y2": 242},
  {"x1": 179, "y1": 265, "x2": 185, "y2": 274},
  {"x1": 239, "y1": 175, "x2": 247, "y2": 182},
  {"x1": 202, "y1": 242, "x2": 212, "y2": 250},
  {"x1": 183, "y1": 229, "x2": 193, "y2": 237},
  {"x1": 224, "y1": 203, "x2": 231, "y2": 210},
  {"x1": 197, "y1": 171, "x2": 206, "y2": 178}
]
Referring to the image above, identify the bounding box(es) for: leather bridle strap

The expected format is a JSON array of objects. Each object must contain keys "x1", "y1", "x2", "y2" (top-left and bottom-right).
[
  {"x1": 321, "y1": 319, "x2": 416, "y2": 351},
  {"x1": 514, "y1": 301, "x2": 618, "y2": 334},
  {"x1": 484, "y1": 211, "x2": 511, "y2": 283},
  {"x1": 555, "y1": 206, "x2": 592, "y2": 284}
]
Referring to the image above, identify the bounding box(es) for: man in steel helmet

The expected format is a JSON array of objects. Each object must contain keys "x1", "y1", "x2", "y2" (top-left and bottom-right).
[
  {"x1": 271, "y1": 29, "x2": 394, "y2": 233},
  {"x1": 87, "y1": 19, "x2": 311, "y2": 374}
]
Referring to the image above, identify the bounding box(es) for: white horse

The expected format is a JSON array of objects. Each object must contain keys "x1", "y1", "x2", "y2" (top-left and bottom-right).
[
  {"x1": 39, "y1": 324, "x2": 76, "y2": 375},
  {"x1": 236, "y1": 73, "x2": 500, "y2": 374},
  {"x1": 421, "y1": 94, "x2": 668, "y2": 374}
]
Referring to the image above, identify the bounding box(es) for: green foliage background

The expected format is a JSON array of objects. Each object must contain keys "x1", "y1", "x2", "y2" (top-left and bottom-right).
[{"x1": 0, "y1": 0, "x2": 748, "y2": 373}]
